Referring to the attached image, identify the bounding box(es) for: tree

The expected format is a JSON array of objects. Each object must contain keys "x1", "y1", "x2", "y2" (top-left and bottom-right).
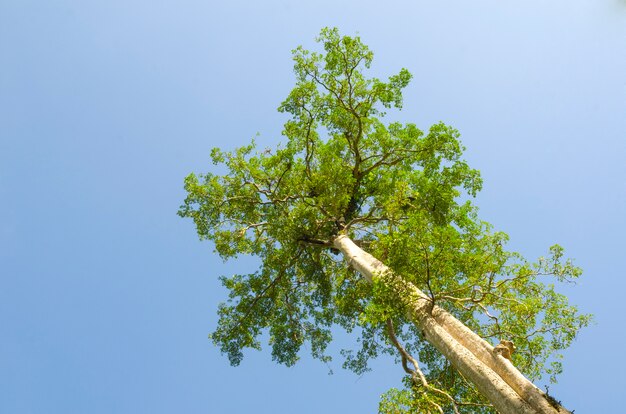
[{"x1": 179, "y1": 28, "x2": 590, "y2": 413}]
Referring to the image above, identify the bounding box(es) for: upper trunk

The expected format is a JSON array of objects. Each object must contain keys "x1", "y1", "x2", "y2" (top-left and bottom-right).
[{"x1": 332, "y1": 233, "x2": 569, "y2": 414}]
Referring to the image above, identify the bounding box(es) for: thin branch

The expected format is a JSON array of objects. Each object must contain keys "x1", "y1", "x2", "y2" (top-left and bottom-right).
[
  {"x1": 297, "y1": 237, "x2": 332, "y2": 247},
  {"x1": 385, "y1": 319, "x2": 461, "y2": 414}
]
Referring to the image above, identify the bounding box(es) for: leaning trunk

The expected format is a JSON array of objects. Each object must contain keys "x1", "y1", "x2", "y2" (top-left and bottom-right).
[{"x1": 332, "y1": 234, "x2": 569, "y2": 414}]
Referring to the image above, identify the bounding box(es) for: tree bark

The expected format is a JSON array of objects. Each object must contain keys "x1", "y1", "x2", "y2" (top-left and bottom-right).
[
  {"x1": 432, "y1": 309, "x2": 571, "y2": 414},
  {"x1": 333, "y1": 234, "x2": 568, "y2": 414}
]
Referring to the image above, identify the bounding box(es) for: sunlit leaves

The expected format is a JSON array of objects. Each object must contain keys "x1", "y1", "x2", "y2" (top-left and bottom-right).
[{"x1": 179, "y1": 27, "x2": 590, "y2": 413}]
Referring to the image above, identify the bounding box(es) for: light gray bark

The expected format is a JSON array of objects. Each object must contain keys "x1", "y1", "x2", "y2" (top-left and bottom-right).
[
  {"x1": 432, "y1": 309, "x2": 571, "y2": 414},
  {"x1": 333, "y1": 234, "x2": 567, "y2": 414}
]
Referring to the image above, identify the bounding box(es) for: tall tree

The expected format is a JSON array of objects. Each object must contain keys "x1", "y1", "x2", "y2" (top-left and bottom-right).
[{"x1": 179, "y1": 28, "x2": 590, "y2": 413}]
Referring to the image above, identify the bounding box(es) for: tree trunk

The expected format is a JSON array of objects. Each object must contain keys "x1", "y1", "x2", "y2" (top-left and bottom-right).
[{"x1": 333, "y1": 234, "x2": 568, "y2": 414}]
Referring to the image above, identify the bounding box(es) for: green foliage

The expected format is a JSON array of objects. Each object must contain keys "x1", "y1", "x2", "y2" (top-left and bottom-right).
[
  {"x1": 379, "y1": 374, "x2": 495, "y2": 414},
  {"x1": 179, "y1": 27, "x2": 591, "y2": 411}
]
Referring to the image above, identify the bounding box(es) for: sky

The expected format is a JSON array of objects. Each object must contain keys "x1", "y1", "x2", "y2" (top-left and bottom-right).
[{"x1": 1, "y1": 0, "x2": 625, "y2": 412}]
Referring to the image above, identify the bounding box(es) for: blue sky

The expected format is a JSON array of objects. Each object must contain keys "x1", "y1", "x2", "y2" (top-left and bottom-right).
[{"x1": 1, "y1": 0, "x2": 625, "y2": 412}]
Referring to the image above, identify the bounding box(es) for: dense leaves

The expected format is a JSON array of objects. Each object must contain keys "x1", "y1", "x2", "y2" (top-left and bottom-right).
[{"x1": 179, "y1": 28, "x2": 590, "y2": 412}]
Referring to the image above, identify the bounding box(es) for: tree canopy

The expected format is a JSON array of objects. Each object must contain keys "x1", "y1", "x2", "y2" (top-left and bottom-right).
[{"x1": 179, "y1": 28, "x2": 590, "y2": 412}]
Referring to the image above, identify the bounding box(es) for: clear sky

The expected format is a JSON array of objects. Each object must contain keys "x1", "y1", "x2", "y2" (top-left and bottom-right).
[{"x1": 1, "y1": 0, "x2": 624, "y2": 412}]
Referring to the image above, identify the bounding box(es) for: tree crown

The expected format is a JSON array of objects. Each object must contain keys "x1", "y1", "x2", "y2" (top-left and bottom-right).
[{"x1": 179, "y1": 27, "x2": 590, "y2": 412}]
